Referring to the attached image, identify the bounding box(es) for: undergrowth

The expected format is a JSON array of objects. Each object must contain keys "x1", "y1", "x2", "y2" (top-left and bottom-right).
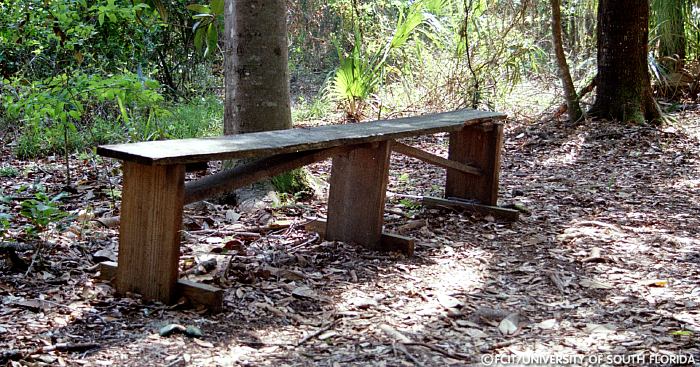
[{"x1": 11, "y1": 96, "x2": 223, "y2": 158}]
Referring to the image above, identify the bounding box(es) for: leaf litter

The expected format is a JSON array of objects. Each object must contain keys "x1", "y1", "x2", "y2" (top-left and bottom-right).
[{"x1": 0, "y1": 110, "x2": 699, "y2": 365}]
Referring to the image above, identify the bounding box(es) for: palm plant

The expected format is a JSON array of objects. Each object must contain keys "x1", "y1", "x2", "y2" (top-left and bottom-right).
[{"x1": 329, "y1": 0, "x2": 442, "y2": 121}]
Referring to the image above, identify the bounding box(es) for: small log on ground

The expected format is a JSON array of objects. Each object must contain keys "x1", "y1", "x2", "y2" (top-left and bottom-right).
[
  {"x1": 97, "y1": 261, "x2": 224, "y2": 312},
  {"x1": 423, "y1": 196, "x2": 520, "y2": 221}
]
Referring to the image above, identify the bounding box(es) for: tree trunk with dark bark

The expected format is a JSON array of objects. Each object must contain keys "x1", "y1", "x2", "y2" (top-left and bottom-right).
[
  {"x1": 551, "y1": 0, "x2": 583, "y2": 123},
  {"x1": 224, "y1": 0, "x2": 292, "y2": 134},
  {"x1": 589, "y1": 0, "x2": 661, "y2": 124}
]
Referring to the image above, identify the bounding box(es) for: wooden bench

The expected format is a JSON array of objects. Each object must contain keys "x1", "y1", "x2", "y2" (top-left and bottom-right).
[{"x1": 96, "y1": 109, "x2": 506, "y2": 311}]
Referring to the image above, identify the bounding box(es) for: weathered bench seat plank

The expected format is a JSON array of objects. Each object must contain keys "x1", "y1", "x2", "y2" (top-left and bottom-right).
[{"x1": 97, "y1": 109, "x2": 505, "y2": 165}]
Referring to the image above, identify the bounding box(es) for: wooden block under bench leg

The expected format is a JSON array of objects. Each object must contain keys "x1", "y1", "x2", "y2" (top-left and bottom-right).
[{"x1": 98, "y1": 261, "x2": 223, "y2": 312}]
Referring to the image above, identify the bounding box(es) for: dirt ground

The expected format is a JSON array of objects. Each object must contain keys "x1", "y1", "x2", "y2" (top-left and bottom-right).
[{"x1": 1, "y1": 108, "x2": 699, "y2": 366}]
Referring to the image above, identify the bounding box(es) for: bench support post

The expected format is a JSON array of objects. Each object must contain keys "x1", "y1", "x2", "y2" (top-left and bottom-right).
[
  {"x1": 115, "y1": 162, "x2": 185, "y2": 304},
  {"x1": 326, "y1": 142, "x2": 391, "y2": 249},
  {"x1": 446, "y1": 121, "x2": 504, "y2": 206}
]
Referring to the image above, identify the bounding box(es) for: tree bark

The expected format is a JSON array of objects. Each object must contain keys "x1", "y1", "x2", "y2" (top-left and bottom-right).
[
  {"x1": 224, "y1": 0, "x2": 292, "y2": 134},
  {"x1": 550, "y1": 0, "x2": 583, "y2": 123},
  {"x1": 589, "y1": 0, "x2": 661, "y2": 124}
]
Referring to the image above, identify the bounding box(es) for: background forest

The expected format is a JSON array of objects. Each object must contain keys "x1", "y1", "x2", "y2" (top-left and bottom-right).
[{"x1": 1, "y1": 0, "x2": 698, "y2": 159}]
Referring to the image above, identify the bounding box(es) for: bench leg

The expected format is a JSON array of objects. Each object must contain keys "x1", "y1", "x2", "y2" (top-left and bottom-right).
[
  {"x1": 326, "y1": 142, "x2": 391, "y2": 249},
  {"x1": 446, "y1": 122, "x2": 504, "y2": 206},
  {"x1": 115, "y1": 162, "x2": 185, "y2": 304}
]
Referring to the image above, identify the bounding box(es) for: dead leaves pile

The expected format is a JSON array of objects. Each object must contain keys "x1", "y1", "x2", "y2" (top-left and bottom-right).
[{"x1": 1, "y1": 110, "x2": 700, "y2": 365}]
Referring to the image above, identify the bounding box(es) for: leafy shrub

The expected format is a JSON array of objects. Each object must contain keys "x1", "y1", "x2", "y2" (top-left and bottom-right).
[
  {"x1": 329, "y1": 0, "x2": 437, "y2": 121},
  {"x1": 19, "y1": 191, "x2": 70, "y2": 238},
  {"x1": 3, "y1": 71, "x2": 168, "y2": 157}
]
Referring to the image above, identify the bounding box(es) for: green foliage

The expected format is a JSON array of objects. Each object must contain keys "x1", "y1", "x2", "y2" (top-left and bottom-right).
[
  {"x1": 0, "y1": 193, "x2": 11, "y2": 238},
  {"x1": 9, "y1": 95, "x2": 222, "y2": 158},
  {"x1": 3, "y1": 71, "x2": 168, "y2": 157},
  {"x1": 155, "y1": 96, "x2": 223, "y2": 138},
  {"x1": 188, "y1": 0, "x2": 224, "y2": 58},
  {"x1": 325, "y1": 0, "x2": 552, "y2": 116},
  {"x1": 0, "y1": 0, "x2": 223, "y2": 154},
  {"x1": 399, "y1": 198, "x2": 420, "y2": 210},
  {"x1": 652, "y1": 0, "x2": 687, "y2": 62},
  {"x1": 686, "y1": 3, "x2": 700, "y2": 60},
  {"x1": 292, "y1": 96, "x2": 331, "y2": 122},
  {"x1": 671, "y1": 330, "x2": 694, "y2": 337},
  {"x1": 329, "y1": 0, "x2": 442, "y2": 120},
  {"x1": 18, "y1": 189, "x2": 70, "y2": 237},
  {"x1": 0, "y1": 166, "x2": 19, "y2": 178}
]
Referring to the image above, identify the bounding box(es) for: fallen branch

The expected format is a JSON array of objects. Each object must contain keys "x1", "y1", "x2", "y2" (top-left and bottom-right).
[
  {"x1": 297, "y1": 323, "x2": 334, "y2": 346},
  {"x1": 0, "y1": 242, "x2": 34, "y2": 252},
  {"x1": 1, "y1": 343, "x2": 100, "y2": 363},
  {"x1": 403, "y1": 342, "x2": 473, "y2": 362}
]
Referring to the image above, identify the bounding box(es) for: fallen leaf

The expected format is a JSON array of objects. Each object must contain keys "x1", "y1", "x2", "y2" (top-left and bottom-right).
[
  {"x1": 585, "y1": 323, "x2": 616, "y2": 334},
  {"x1": 292, "y1": 286, "x2": 318, "y2": 300},
  {"x1": 437, "y1": 293, "x2": 462, "y2": 309},
  {"x1": 579, "y1": 278, "x2": 614, "y2": 289},
  {"x1": 639, "y1": 279, "x2": 669, "y2": 287},
  {"x1": 318, "y1": 330, "x2": 338, "y2": 340},
  {"x1": 464, "y1": 328, "x2": 488, "y2": 338},
  {"x1": 192, "y1": 338, "x2": 214, "y2": 348},
  {"x1": 185, "y1": 325, "x2": 204, "y2": 338},
  {"x1": 159, "y1": 324, "x2": 186, "y2": 337},
  {"x1": 498, "y1": 313, "x2": 520, "y2": 335},
  {"x1": 536, "y1": 319, "x2": 558, "y2": 330},
  {"x1": 350, "y1": 297, "x2": 378, "y2": 309}
]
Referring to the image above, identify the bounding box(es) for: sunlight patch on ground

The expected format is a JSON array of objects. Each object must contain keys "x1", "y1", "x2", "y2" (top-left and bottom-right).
[
  {"x1": 671, "y1": 178, "x2": 700, "y2": 189},
  {"x1": 541, "y1": 133, "x2": 586, "y2": 167},
  {"x1": 334, "y1": 249, "x2": 490, "y2": 321}
]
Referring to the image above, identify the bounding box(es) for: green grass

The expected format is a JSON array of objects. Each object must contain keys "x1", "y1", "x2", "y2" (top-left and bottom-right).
[
  {"x1": 292, "y1": 95, "x2": 331, "y2": 123},
  {"x1": 12, "y1": 96, "x2": 224, "y2": 158},
  {"x1": 153, "y1": 96, "x2": 223, "y2": 139},
  {"x1": 0, "y1": 166, "x2": 19, "y2": 177}
]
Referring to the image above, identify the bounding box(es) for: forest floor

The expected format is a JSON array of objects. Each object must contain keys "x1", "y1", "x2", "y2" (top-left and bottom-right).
[{"x1": 1, "y1": 106, "x2": 699, "y2": 366}]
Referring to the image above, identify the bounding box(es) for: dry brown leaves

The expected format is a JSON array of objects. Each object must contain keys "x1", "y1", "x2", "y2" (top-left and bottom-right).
[{"x1": 1, "y1": 109, "x2": 699, "y2": 366}]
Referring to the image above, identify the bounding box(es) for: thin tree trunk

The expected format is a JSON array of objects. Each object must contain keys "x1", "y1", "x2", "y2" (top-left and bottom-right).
[
  {"x1": 589, "y1": 0, "x2": 661, "y2": 124},
  {"x1": 551, "y1": 0, "x2": 583, "y2": 123},
  {"x1": 224, "y1": 0, "x2": 292, "y2": 134}
]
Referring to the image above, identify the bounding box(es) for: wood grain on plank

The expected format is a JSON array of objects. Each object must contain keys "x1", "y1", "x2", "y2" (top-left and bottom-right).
[
  {"x1": 97, "y1": 109, "x2": 505, "y2": 165},
  {"x1": 326, "y1": 142, "x2": 391, "y2": 249},
  {"x1": 445, "y1": 122, "x2": 504, "y2": 206},
  {"x1": 115, "y1": 162, "x2": 185, "y2": 304},
  {"x1": 391, "y1": 141, "x2": 482, "y2": 176}
]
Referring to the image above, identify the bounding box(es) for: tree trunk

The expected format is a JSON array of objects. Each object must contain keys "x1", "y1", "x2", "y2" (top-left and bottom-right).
[
  {"x1": 590, "y1": 0, "x2": 661, "y2": 124},
  {"x1": 224, "y1": 0, "x2": 292, "y2": 134},
  {"x1": 551, "y1": 0, "x2": 583, "y2": 123}
]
